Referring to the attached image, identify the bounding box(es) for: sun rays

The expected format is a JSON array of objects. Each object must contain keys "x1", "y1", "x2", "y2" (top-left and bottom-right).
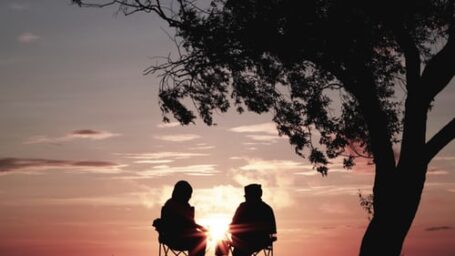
[{"x1": 199, "y1": 214, "x2": 231, "y2": 250}]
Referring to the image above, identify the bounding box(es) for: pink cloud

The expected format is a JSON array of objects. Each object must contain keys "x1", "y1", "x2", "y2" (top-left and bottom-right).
[
  {"x1": 154, "y1": 134, "x2": 200, "y2": 142},
  {"x1": 24, "y1": 129, "x2": 120, "y2": 144},
  {"x1": 17, "y1": 32, "x2": 40, "y2": 43},
  {"x1": 156, "y1": 122, "x2": 181, "y2": 128},
  {"x1": 139, "y1": 164, "x2": 219, "y2": 177},
  {"x1": 0, "y1": 157, "x2": 121, "y2": 173},
  {"x1": 69, "y1": 129, "x2": 120, "y2": 139},
  {"x1": 425, "y1": 226, "x2": 452, "y2": 232},
  {"x1": 427, "y1": 168, "x2": 449, "y2": 175},
  {"x1": 229, "y1": 122, "x2": 277, "y2": 134}
]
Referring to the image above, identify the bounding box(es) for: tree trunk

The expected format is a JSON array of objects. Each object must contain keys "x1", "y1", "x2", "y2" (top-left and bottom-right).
[{"x1": 359, "y1": 164, "x2": 427, "y2": 256}]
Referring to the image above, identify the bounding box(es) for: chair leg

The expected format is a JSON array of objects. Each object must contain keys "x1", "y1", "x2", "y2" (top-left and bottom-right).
[
  {"x1": 252, "y1": 247, "x2": 273, "y2": 256},
  {"x1": 162, "y1": 243, "x2": 170, "y2": 256},
  {"x1": 159, "y1": 243, "x2": 189, "y2": 256}
]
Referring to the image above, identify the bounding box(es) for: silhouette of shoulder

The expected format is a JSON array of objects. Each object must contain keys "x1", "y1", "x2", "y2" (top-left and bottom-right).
[{"x1": 233, "y1": 201, "x2": 275, "y2": 223}]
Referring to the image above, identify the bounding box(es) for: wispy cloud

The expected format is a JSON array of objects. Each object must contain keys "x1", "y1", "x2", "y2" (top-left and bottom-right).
[
  {"x1": 139, "y1": 164, "x2": 219, "y2": 177},
  {"x1": 427, "y1": 168, "x2": 449, "y2": 175},
  {"x1": 234, "y1": 157, "x2": 333, "y2": 176},
  {"x1": 296, "y1": 184, "x2": 372, "y2": 196},
  {"x1": 14, "y1": 195, "x2": 141, "y2": 207},
  {"x1": 242, "y1": 142, "x2": 272, "y2": 146},
  {"x1": 433, "y1": 156, "x2": 455, "y2": 161},
  {"x1": 0, "y1": 190, "x2": 168, "y2": 208},
  {"x1": 70, "y1": 129, "x2": 120, "y2": 139},
  {"x1": 17, "y1": 32, "x2": 40, "y2": 43},
  {"x1": 133, "y1": 159, "x2": 174, "y2": 164},
  {"x1": 245, "y1": 134, "x2": 284, "y2": 142},
  {"x1": 120, "y1": 152, "x2": 208, "y2": 164},
  {"x1": 294, "y1": 171, "x2": 322, "y2": 176},
  {"x1": 239, "y1": 158, "x2": 308, "y2": 172},
  {"x1": 229, "y1": 122, "x2": 277, "y2": 134},
  {"x1": 425, "y1": 226, "x2": 452, "y2": 232},
  {"x1": 229, "y1": 123, "x2": 283, "y2": 143},
  {"x1": 189, "y1": 145, "x2": 215, "y2": 150},
  {"x1": 189, "y1": 143, "x2": 215, "y2": 150},
  {"x1": 24, "y1": 129, "x2": 120, "y2": 144},
  {"x1": 0, "y1": 157, "x2": 122, "y2": 174},
  {"x1": 157, "y1": 122, "x2": 181, "y2": 128},
  {"x1": 154, "y1": 134, "x2": 200, "y2": 142},
  {"x1": 123, "y1": 152, "x2": 207, "y2": 160}
]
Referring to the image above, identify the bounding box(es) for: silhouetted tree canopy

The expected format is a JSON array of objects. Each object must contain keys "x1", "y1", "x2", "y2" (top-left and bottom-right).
[
  {"x1": 75, "y1": 0, "x2": 453, "y2": 175},
  {"x1": 74, "y1": 0, "x2": 454, "y2": 255}
]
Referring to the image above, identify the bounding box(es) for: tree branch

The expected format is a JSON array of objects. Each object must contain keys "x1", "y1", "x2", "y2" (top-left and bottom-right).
[
  {"x1": 393, "y1": 25, "x2": 421, "y2": 92},
  {"x1": 72, "y1": 0, "x2": 182, "y2": 26},
  {"x1": 425, "y1": 118, "x2": 455, "y2": 164},
  {"x1": 72, "y1": 0, "x2": 117, "y2": 8},
  {"x1": 314, "y1": 58, "x2": 396, "y2": 172},
  {"x1": 394, "y1": 25, "x2": 427, "y2": 167},
  {"x1": 421, "y1": 21, "x2": 455, "y2": 104}
]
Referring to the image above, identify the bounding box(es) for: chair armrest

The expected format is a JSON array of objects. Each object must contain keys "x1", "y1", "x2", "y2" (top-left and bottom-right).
[
  {"x1": 269, "y1": 233, "x2": 277, "y2": 242},
  {"x1": 152, "y1": 218, "x2": 162, "y2": 231}
]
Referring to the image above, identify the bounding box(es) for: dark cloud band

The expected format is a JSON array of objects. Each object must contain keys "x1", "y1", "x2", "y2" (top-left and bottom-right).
[{"x1": 0, "y1": 157, "x2": 118, "y2": 173}]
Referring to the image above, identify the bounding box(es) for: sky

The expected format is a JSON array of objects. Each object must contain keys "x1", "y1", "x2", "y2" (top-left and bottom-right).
[{"x1": 0, "y1": 1, "x2": 454, "y2": 256}]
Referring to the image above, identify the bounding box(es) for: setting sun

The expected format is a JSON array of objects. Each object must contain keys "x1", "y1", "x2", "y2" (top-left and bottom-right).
[{"x1": 200, "y1": 214, "x2": 231, "y2": 248}]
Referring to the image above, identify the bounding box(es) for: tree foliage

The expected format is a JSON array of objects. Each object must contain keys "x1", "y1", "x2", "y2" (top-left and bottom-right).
[{"x1": 75, "y1": 0, "x2": 453, "y2": 176}]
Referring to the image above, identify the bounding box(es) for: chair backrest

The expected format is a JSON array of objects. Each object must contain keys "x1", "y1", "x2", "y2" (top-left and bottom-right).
[
  {"x1": 269, "y1": 234, "x2": 277, "y2": 244},
  {"x1": 153, "y1": 218, "x2": 189, "y2": 256},
  {"x1": 153, "y1": 218, "x2": 163, "y2": 231},
  {"x1": 153, "y1": 218, "x2": 166, "y2": 243}
]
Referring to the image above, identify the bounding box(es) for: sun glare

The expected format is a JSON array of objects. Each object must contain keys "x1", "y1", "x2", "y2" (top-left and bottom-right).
[{"x1": 200, "y1": 214, "x2": 231, "y2": 249}]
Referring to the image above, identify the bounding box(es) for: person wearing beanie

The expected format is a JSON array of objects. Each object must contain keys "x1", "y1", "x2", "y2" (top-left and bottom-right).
[{"x1": 228, "y1": 184, "x2": 277, "y2": 256}]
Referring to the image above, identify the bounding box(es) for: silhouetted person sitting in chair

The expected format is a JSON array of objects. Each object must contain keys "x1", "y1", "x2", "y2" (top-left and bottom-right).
[
  {"x1": 229, "y1": 184, "x2": 277, "y2": 256},
  {"x1": 154, "y1": 180, "x2": 207, "y2": 256}
]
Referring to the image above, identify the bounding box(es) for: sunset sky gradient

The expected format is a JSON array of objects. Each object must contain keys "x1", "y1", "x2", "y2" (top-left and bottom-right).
[{"x1": 1, "y1": 1, "x2": 454, "y2": 255}]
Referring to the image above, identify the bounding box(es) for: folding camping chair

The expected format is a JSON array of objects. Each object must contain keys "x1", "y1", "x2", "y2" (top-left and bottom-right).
[
  {"x1": 251, "y1": 234, "x2": 276, "y2": 256},
  {"x1": 158, "y1": 242, "x2": 189, "y2": 256},
  {"x1": 217, "y1": 234, "x2": 276, "y2": 256},
  {"x1": 251, "y1": 242, "x2": 274, "y2": 256},
  {"x1": 153, "y1": 218, "x2": 189, "y2": 256}
]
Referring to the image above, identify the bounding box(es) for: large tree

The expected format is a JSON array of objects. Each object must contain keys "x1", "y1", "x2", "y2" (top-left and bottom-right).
[{"x1": 74, "y1": 0, "x2": 454, "y2": 255}]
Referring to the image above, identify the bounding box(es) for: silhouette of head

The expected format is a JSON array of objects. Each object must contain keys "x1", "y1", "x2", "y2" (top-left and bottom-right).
[
  {"x1": 244, "y1": 184, "x2": 262, "y2": 202},
  {"x1": 172, "y1": 180, "x2": 193, "y2": 203}
]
